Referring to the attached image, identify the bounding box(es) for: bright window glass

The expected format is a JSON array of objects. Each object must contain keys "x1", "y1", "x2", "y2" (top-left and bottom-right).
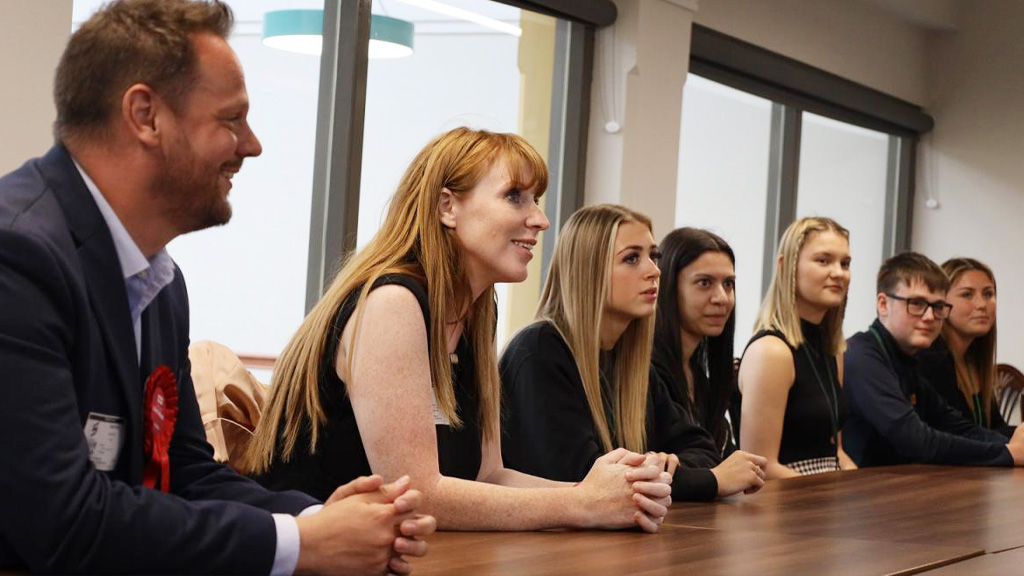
[
  {"x1": 72, "y1": 1, "x2": 322, "y2": 373},
  {"x1": 676, "y1": 74, "x2": 773, "y2": 349},
  {"x1": 796, "y1": 112, "x2": 889, "y2": 337},
  {"x1": 359, "y1": 1, "x2": 559, "y2": 348}
]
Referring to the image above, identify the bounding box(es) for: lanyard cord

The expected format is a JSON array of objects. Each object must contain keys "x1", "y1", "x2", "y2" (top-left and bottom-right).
[
  {"x1": 956, "y1": 362, "x2": 987, "y2": 426},
  {"x1": 803, "y1": 344, "x2": 839, "y2": 446},
  {"x1": 868, "y1": 327, "x2": 893, "y2": 366},
  {"x1": 872, "y1": 327, "x2": 988, "y2": 426}
]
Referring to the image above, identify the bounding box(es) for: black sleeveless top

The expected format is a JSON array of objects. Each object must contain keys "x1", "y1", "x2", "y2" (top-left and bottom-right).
[
  {"x1": 252, "y1": 274, "x2": 482, "y2": 500},
  {"x1": 740, "y1": 320, "x2": 845, "y2": 468}
]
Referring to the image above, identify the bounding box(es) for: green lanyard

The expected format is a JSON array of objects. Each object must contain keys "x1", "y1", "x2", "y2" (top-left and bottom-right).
[
  {"x1": 803, "y1": 344, "x2": 839, "y2": 446},
  {"x1": 873, "y1": 326, "x2": 987, "y2": 424},
  {"x1": 957, "y1": 362, "x2": 987, "y2": 426},
  {"x1": 868, "y1": 327, "x2": 892, "y2": 366},
  {"x1": 971, "y1": 392, "x2": 986, "y2": 427}
]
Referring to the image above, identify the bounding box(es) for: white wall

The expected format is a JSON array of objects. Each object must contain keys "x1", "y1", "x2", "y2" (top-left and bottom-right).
[
  {"x1": 585, "y1": 0, "x2": 697, "y2": 242},
  {"x1": 0, "y1": 0, "x2": 72, "y2": 174},
  {"x1": 694, "y1": 0, "x2": 931, "y2": 106},
  {"x1": 914, "y1": 2, "x2": 1024, "y2": 369}
]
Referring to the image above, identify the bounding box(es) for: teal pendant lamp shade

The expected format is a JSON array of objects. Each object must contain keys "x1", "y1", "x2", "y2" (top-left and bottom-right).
[
  {"x1": 262, "y1": 10, "x2": 323, "y2": 55},
  {"x1": 263, "y1": 10, "x2": 414, "y2": 58},
  {"x1": 370, "y1": 15, "x2": 414, "y2": 59}
]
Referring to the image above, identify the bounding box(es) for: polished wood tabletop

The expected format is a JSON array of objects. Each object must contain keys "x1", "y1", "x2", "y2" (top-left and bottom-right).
[
  {"x1": 410, "y1": 525, "x2": 979, "y2": 576},
  {"x1": 923, "y1": 545, "x2": 1024, "y2": 575},
  {"x1": 410, "y1": 465, "x2": 1024, "y2": 576},
  {"x1": 667, "y1": 465, "x2": 1024, "y2": 552}
]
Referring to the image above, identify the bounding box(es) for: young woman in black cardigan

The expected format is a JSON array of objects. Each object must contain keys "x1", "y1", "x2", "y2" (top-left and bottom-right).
[
  {"x1": 651, "y1": 228, "x2": 740, "y2": 456},
  {"x1": 918, "y1": 258, "x2": 1015, "y2": 437},
  {"x1": 501, "y1": 205, "x2": 766, "y2": 501}
]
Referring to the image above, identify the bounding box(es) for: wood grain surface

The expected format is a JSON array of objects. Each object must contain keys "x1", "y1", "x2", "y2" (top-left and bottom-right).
[
  {"x1": 922, "y1": 545, "x2": 1024, "y2": 575},
  {"x1": 409, "y1": 525, "x2": 979, "y2": 576},
  {"x1": 410, "y1": 465, "x2": 1024, "y2": 575},
  {"x1": 667, "y1": 466, "x2": 1024, "y2": 552}
]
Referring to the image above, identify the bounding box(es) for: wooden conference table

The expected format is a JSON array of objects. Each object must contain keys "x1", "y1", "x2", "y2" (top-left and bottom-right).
[{"x1": 411, "y1": 465, "x2": 1024, "y2": 575}]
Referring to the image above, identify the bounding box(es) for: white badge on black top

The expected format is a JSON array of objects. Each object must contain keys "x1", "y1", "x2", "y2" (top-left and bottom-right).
[
  {"x1": 430, "y1": 387, "x2": 450, "y2": 426},
  {"x1": 84, "y1": 412, "x2": 125, "y2": 471}
]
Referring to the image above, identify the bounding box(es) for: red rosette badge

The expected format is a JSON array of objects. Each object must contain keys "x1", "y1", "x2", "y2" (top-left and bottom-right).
[{"x1": 142, "y1": 365, "x2": 179, "y2": 492}]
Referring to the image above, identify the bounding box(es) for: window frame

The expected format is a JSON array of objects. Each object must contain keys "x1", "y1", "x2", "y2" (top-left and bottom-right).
[
  {"x1": 304, "y1": 0, "x2": 614, "y2": 310},
  {"x1": 687, "y1": 24, "x2": 932, "y2": 295}
]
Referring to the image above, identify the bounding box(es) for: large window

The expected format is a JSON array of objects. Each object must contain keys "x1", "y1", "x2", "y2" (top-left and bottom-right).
[
  {"x1": 681, "y1": 25, "x2": 931, "y2": 344},
  {"x1": 797, "y1": 112, "x2": 889, "y2": 335},
  {"x1": 358, "y1": 2, "x2": 559, "y2": 347},
  {"x1": 678, "y1": 74, "x2": 913, "y2": 344}
]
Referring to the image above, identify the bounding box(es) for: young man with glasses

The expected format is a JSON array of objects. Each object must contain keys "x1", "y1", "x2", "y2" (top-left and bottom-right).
[{"x1": 842, "y1": 252, "x2": 1024, "y2": 467}]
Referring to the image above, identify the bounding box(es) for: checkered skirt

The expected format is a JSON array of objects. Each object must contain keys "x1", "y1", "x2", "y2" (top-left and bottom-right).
[{"x1": 786, "y1": 456, "x2": 840, "y2": 475}]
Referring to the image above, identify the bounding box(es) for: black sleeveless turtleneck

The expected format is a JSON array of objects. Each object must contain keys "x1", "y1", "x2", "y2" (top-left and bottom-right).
[{"x1": 740, "y1": 319, "x2": 846, "y2": 466}]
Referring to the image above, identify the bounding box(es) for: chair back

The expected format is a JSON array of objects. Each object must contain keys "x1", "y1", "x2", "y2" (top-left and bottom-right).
[{"x1": 996, "y1": 363, "x2": 1024, "y2": 426}]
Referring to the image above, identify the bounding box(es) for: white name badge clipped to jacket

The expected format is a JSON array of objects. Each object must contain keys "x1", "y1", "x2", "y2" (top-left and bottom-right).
[
  {"x1": 431, "y1": 387, "x2": 451, "y2": 426},
  {"x1": 84, "y1": 412, "x2": 125, "y2": 471}
]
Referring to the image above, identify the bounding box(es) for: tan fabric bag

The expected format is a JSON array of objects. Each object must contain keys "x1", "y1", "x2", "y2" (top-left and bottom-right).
[{"x1": 188, "y1": 340, "x2": 269, "y2": 472}]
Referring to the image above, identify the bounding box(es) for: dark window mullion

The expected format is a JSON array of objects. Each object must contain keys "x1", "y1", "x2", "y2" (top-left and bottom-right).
[
  {"x1": 305, "y1": 0, "x2": 371, "y2": 311},
  {"x1": 762, "y1": 104, "x2": 802, "y2": 297},
  {"x1": 541, "y1": 21, "x2": 593, "y2": 287},
  {"x1": 883, "y1": 135, "x2": 917, "y2": 257}
]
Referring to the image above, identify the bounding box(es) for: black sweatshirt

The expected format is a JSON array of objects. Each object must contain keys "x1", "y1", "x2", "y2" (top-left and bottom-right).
[
  {"x1": 500, "y1": 321, "x2": 721, "y2": 501},
  {"x1": 842, "y1": 320, "x2": 1012, "y2": 467}
]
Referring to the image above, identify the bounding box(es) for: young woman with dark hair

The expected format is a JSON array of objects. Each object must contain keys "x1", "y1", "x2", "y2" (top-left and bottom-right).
[{"x1": 652, "y1": 227, "x2": 739, "y2": 455}]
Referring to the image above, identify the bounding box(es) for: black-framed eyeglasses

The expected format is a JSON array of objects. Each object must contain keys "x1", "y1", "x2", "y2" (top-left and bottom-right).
[{"x1": 886, "y1": 293, "x2": 952, "y2": 319}]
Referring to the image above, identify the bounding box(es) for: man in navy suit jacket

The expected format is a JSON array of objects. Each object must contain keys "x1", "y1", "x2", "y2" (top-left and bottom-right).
[{"x1": 0, "y1": 1, "x2": 433, "y2": 574}]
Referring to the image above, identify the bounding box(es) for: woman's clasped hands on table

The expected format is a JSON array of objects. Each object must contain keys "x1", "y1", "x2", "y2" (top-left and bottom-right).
[{"x1": 576, "y1": 448, "x2": 674, "y2": 533}]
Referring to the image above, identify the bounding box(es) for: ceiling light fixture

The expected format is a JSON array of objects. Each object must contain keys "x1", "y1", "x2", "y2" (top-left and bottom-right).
[
  {"x1": 393, "y1": 0, "x2": 522, "y2": 37},
  {"x1": 262, "y1": 9, "x2": 414, "y2": 58}
]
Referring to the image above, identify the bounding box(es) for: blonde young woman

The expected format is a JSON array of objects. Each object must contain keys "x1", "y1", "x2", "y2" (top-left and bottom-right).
[
  {"x1": 738, "y1": 217, "x2": 858, "y2": 478},
  {"x1": 501, "y1": 205, "x2": 766, "y2": 501},
  {"x1": 918, "y1": 258, "x2": 1016, "y2": 437},
  {"x1": 244, "y1": 128, "x2": 672, "y2": 534}
]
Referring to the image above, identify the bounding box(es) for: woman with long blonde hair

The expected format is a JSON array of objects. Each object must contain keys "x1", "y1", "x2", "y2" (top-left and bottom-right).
[
  {"x1": 738, "y1": 217, "x2": 858, "y2": 478},
  {"x1": 918, "y1": 258, "x2": 1015, "y2": 437},
  {"x1": 245, "y1": 128, "x2": 671, "y2": 533},
  {"x1": 501, "y1": 205, "x2": 766, "y2": 501}
]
